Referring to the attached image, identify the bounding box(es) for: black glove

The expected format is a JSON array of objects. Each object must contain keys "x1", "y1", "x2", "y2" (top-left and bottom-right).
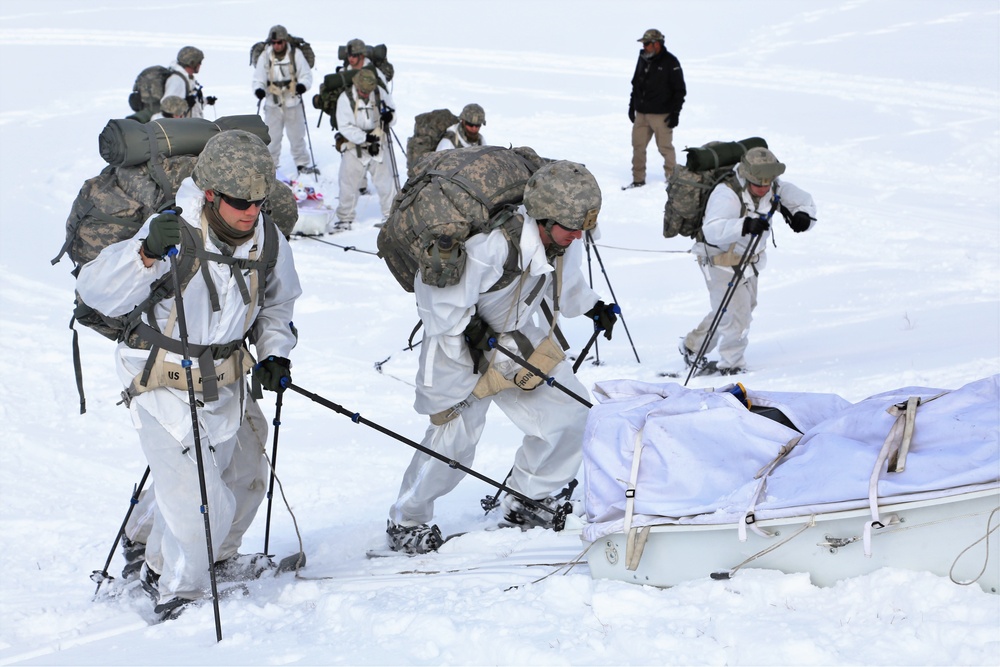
[
  {"x1": 741, "y1": 216, "x2": 770, "y2": 236},
  {"x1": 185, "y1": 94, "x2": 197, "y2": 109},
  {"x1": 584, "y1": 301, "x2": 620, "y2": 341},
  {"x1": 142, "y1": 208, "x2": 183, "y2": 260},
  {"x1": 253, "y1": 356, "x2": 291, "y2": 392},
  {"x1": 367, "y1": 142, "x2": 380, "y2": 156},
  {"x1": 295, "y1": 83, "x2": 307, "y2": 95},
  {"x1": 255, "y1": 88, "x2": 266, "y2": 100},
  {"x1": 463, "y1": 315, "x2": 496, "y2": 371},
  {"x1": 628, "y1": 106, "x2": 636, "y2": 123},
  {"x1": 380, "y1": 110, "x2": 393, "y2": 129},
  {"x1": 463, "y1": 315, "x2": 496, "y2": 352},
  {"x1": 204, "y1": 96, "x2": 217, "y2": 106},
  {"x1": 666, "y1": 112, "x2": 679, "y2": 129},
  {"x1": 788, "y1": 211, "x2": 812, "y2": 233}
]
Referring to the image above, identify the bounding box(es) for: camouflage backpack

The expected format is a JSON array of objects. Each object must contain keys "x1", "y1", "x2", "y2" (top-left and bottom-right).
[
  {"x1": 377, "y1": 145, "x2": 546, "y2": 293},
  {"x1": 127, "y1": 65, "x2": 181, "y2": 114},
  {"x1": 663, "y1": 137, "x2": 768, "y2": 240},
  {"x1": 311, "y1": 66, "x2": 387, "y2": 130},
  {"x1": 337, "y1": 42, "x2": 394, "y2": 82},
  {"x1": 404, "y1": 108, "x2": 459, "y2": 179},
  {"x1": 249, "y1": 36, "x2": 316, "y2": 69}
]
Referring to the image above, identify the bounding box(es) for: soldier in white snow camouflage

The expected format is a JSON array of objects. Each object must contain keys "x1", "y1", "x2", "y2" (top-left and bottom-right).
[{"x1": 386, "y1": 160, "x2": 621, "y2": 555}]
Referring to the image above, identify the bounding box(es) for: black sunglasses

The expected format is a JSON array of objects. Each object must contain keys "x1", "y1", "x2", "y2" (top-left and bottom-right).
[
  {"x1": 464, "y1": 121, "x2": 481, "y2": 128},
  {"x1": 221, "y1": 193, "x2": 266, "y2": 210}
]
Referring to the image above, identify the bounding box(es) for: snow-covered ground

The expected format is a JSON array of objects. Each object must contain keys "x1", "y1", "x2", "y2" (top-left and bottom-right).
[{"x1": 1, "y1": 1, "x2": 998, "y2": 664}]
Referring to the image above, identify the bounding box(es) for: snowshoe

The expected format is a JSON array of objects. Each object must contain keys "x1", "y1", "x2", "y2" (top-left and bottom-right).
[
  {"x1": 213, "y1": 553, "x2": 275, "y2": 582},
  {"x1": 678, "y1": 341, "x2": 706, "y2": 370},
  {"x1": 697, "y1": 361, "x2": 745, "y2": 377},
  {"x1": 621, "y1": 181, "x2": 645, "y2": 191},
  {"x1": 120, "y1": 536, "x2": 146, "y2": 581},
  {"x1": 153, "y1": 596, "x2": 196, "y2": 622},
  {"x1": 297, "y1": 165, "x2": 321, "y2": 176},
  {"x1": 499, "y1": 496, "x2": 573, "y2": 532},
  {"x1": 385, "y1": 520, "x2": 444, "y2": 555}
]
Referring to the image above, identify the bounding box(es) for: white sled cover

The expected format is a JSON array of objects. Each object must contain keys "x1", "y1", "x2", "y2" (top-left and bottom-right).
[{"x1": 582, "y1": 376, "x2": 999, "y2": 543}]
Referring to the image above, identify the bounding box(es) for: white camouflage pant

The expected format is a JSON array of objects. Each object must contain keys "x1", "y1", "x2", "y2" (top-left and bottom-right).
[
  {"x1": 684, "y1": 259, "x2": 759, "y2": 369},
  {"x1": 264, "y1": 101, "x2": 310, "y2": 170},
  {"x1": 335, "y1": 146, "x2": 398, "y2": 223},
  {"x1": 389, "y1": 360, "x2": 589, "y2": 526},
  {"x1": 129, "y1": 398, "x2": 268, "y2": 601}
]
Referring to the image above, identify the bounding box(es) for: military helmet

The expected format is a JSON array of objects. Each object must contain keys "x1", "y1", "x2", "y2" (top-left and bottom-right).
[
  {"x1": 355, "y1": 68, "x2": 378, "y2": 93},
  {"x1": 264, "y1": 181, "x2": 299, "y2": 237},
  {"x1": 177, "y1": 46, "x2": 204, "y2": 67},
  {"x1": 459, "y1": 103, "x2": 486, "y2": 126},
  {"x1": 637, "y1": 29, "x2": 664, "y2": 44},
  {"x1": 346, "y1": 38, "x2": 366, "y2": 56},
  {"x1": 268, "y1": 25, "x2": 289, "y2": 43},
  {"x1": 160, "y1": 96, "x2": 188, "y2": 118},
  {"x1": 193, "y1": 130, "x2": 275, "y2": 201},
  {"x1": 738, "y1": 147, "x2": 786, "y2": 187},
  {"x1": 523, "y1": 161, "x2": 601, "y2": 231}
]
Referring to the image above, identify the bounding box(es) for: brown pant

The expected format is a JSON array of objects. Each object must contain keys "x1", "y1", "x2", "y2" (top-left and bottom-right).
[{"x1": 631, "y1": 112, "x2": 676, "y2": 183}]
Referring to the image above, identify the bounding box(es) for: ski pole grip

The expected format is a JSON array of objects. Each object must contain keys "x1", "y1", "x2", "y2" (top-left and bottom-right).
[{"x1": 167, "y1": 246, "x2": 179, "y2": 258}]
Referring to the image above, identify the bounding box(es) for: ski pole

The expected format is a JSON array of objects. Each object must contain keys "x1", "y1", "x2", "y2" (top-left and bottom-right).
[
  {"x1": 572, "y1": 329, "x2": 602, "y2": 374},
  {"x1": 262, "y1": 392, "x2": 283, "y2": 556},
  {"x1": 256, "y1": 98, "x2": 263, "y2": 115},
  {"x1": 166, "y1": 241, "x2": 223, "y2": 642},
  {"x1": 292, "y1": 232, "x2": 379, "y2": 255},
  {"x1": 683, "y1": 233, "x2": 763, "y2": 386},
  {"x1": 90, "y1": 466, "x2": 150, "y2": 598},
  {"x1": 298, "y1": 96, "x2": 319, "y2": 183},
  {"x1": 286, "y1": 383, "x2": 561, "y2": 518},
  {"x1": 585, "y1": 231, "x2": 640, "y2": 363},
  {"x1": 488, "y1": 341, "x2": 593, "y2": 409},
  {"x1": 583, "y1": 236, "x2": 601, "y2": 366}
]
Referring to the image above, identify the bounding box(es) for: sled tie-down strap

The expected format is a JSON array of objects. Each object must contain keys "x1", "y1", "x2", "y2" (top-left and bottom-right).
[
  {"x1": 863, "y1": 391, "x2": 947, "y2": 555},
  {"x1": 738, "y1": 435, "x2": 802, "y2": 542},
  {"x1": 622, "y1": 427, "x2": 648, "y2": 571}
]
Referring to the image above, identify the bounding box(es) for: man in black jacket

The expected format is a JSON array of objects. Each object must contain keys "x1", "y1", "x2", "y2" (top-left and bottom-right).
[{"x1": 627, "y1": 29, "x2": 686, "y2": 189}]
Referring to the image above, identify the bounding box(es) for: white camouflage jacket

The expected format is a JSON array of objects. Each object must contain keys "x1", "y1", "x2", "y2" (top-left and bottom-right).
[
  {"x1": 252, "y1": 46, "x2": 312, "y2": 108},
  {"x1": 693, "y1": 167, "x2": 817, "y2": 271},
  {"x1": 76, "y1": 178, "x2": 302, "y2": 443},
  {"x1": 162, "y1": 63, "x2": 202, "y2": 118},
  {"x1": 412, "y1": 207, "x2": 599, "y2": 414}
]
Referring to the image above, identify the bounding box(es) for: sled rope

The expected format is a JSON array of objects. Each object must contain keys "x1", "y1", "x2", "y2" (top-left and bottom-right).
[{"x1": 949, "y1": 506, "x2": 999, "y2": 587}]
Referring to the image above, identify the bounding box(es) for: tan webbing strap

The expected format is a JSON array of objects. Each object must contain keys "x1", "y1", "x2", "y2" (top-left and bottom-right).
[
  {"x1": 739, "y1": 435, "x2": 801, "y2": 542},
  {"x1": 862, "y1": 392, "x2": 946, "y2": 555},
  {"x1": 622, "y1": 428, "x2": 646, "y2": 570}
]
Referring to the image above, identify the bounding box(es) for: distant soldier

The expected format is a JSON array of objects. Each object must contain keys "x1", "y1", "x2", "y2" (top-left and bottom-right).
[
  {"x1": 436, "y1": 104, "x2": 487, "y2": 151},
  {"x1": 252, "y1": 25, "x2": 317, "y2": 175},
  {"x1": 333, "y1": 69, "x2": 397, "y2": 230},
  {"x1": 679, "y1": 147, "x2": 816, "y2": 376},
  {"x1": 164, "y1": 46, "x2": 215, "y2": 119}
]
